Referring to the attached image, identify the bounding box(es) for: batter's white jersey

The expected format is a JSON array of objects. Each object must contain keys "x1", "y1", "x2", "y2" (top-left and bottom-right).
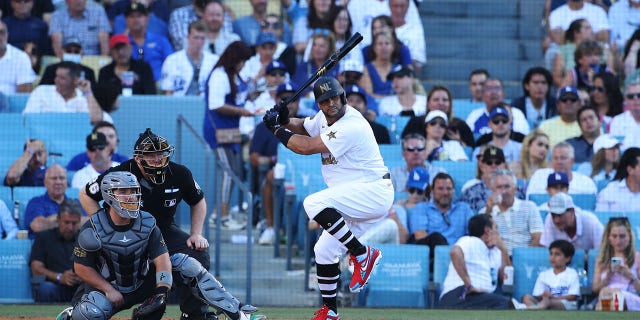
[
  {"x1": 303, "y1": 105, "x2": 389, "y2": 187},
  {"x1": 160, "y1": 49, "x2": 219, "y2": 96}
]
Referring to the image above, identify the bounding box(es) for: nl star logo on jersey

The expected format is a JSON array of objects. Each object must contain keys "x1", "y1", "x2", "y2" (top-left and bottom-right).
[{"x1": 326, "y1": 131, "x2": 337, "y2": 140}]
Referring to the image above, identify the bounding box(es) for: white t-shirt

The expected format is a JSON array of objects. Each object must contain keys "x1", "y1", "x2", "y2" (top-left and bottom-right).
[
  {"x1": 609, "y1": 2, "x2": 640, "y2": 48},
  {"x1": 540, "y1": 208, "x2": 603, "y2": 251},
  {"x1": 609, "y1": 111, "x2": 640, "y2": 150},
  {"x1": 441, "y1": 236, "x2": 502, "y2": 298},
  {"x1": 526, "y1": 168, "x2": 597, "y2": 198},
  {"x1": 347, "y1": 0, "x2": 421, "y2": 46},
  {"x1": 23, "y1": 85, "x2": 88, "y2": 114},
  {"x1": 480, "y1": 198, "x2": 544, "y2": 255},
  {"x1": 160, "y1": 49, "x2": 219, "y2": 96},
  {"x1": 303, "y1": 105, "x2": 388, "y2": 187},
  {"x1": 395, "y1": 22, "x2": 426, "y2": 64},
  {"x1": 0, "y1": 44, "x2": 36, "y2": 94},
  {"x1": 532, "y1": 267, "x2": 580, "y2": 298},
  {"x1": 465, "y1": 106, "x2": 531, "y2": 136},
  {"x1": 596, "y1": 179, "x2": 640, "y2": 212},
  {"x1": 438, "y1": 140, "x2": 469, "y2": 161},
  {"x1": 549, "y1": 2, "x2": 610, "y2": 33},
  {"x1": 377, "y1": 94, "x2": 427, "y2": 117},
  {"x1": 71, "y1": 161, "x2": 120, "y2": 189}
]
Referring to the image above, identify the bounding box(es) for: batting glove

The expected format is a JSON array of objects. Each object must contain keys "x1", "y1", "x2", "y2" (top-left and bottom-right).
[
  {"x1": 275, "y1": 101, "x2": 290, "y2": 125},
  {"x1": 263, "y1": 109, "x2": 282, "y2": 133}
]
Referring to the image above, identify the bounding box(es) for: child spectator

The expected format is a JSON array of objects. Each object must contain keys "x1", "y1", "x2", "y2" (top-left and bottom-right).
[{"x1": 521, "y1": 239, "x2": 580, "y2": 310}]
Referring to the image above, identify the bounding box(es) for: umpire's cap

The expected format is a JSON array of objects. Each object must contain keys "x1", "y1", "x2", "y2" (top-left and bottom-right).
[{"x1": 313, "y1": 76, "x2": 344, "y2": 104}]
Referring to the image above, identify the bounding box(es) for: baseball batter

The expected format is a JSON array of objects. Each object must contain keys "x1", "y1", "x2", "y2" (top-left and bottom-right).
[{"x1": 263, "y1": 76, "x2": 394, "y2": 320}]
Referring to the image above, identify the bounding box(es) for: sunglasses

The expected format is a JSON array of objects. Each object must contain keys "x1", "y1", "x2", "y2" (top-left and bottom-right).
[
  {"x1": 405, "y1": 146, "x2": 425, "y2": 152},
  {"x1": 312, "y1": 28, "x2": 331, "y2": 36},
  {"x1": 261, "y1": 21, "x2": 281, "y2": 29},
  {"x1": 428, "y1": 120, "x2": 447, "y2": 128},
  {"x1": 407, "y1": 187, "x2": 425, "y2": 195},
  {"x1": 268, "y1": 70, "x2": 286, "y2": 77},
  {"x1": 89, "y1": 146, "x2": 106, "y2": 152},
  {"x1": 609, "y1": 216, "x2": 630, "y2": 224},
  {"x1": 559, "y1": 97, "x2": 578, "y2": 103},
  {"x1": 483, "y1": 159, "x2": 504, "y2": 166},
  {"x1": 625, "y1": 93, "x2": 640, "y2": 100},
  {"x1": 590, "y1": 86, "x2": 605, "y2": 93},
  {"x1": 491, "y1": 117, "x2": 509, "y2": 125}
]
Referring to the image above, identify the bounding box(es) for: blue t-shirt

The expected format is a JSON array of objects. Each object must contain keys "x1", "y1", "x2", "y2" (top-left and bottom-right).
[
  {"x1": 249, "y1": 122, "x2": 279, "y2": 158},
  {"x1": 128, "y1": 32, "x2": 174, "y2": 80},
  {"x1": 365, "y1": 62, "x2": 394, "y2": 96},
  {"x1": 66, "y1": 152, "x2": 129, "y2": 171},
  {"x1": 4, "y1": 166, "x2": 47, "y2": 186},
  {"x1": 113, "y1": 13, "x2": 169, "y2": 39},
  {"x1": 24, "y1": 193, "x2": 64, "y2": 238},
  {"x1": 409, "y1": 201, "x2": 475, "y2": 245},
  {"x1": 361, "y1": 43, "x2": 412, "y2": 66}
]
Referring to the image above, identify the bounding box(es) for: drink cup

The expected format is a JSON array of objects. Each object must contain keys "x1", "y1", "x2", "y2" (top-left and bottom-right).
[
  {"x1": 601, "y1": 294, "x2": 612, "y2": 311},
  {"x1": 503, "y1": 266, "x2": 514, "y2": 286},
  {"x1": 17, "y1": 230, "x2": 28, "y2": 239}
]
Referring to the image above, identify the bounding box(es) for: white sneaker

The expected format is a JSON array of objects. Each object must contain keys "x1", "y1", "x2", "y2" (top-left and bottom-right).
[
  {"x1": 56, "y1": 307, "x2": 73, "y2": 320},
  {"x1": 221, "y1": 217, "x2": 246, "y2": 230},
  {"x1": 258, "y1": 227, "x2": 275, "y2": 245},
  {"x1": 511, "y1": 298, "x2": 527, "y2": 310}
]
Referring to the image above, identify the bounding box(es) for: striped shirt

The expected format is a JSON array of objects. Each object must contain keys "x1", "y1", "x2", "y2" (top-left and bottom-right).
[{"x1": 480, "y1": 198, "x2": 543, "y2": 255}]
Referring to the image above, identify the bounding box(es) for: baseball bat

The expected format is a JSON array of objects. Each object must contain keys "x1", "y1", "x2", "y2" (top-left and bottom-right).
[{"x1": 282, "y1": 32, "x2": 364, "y2": 106}]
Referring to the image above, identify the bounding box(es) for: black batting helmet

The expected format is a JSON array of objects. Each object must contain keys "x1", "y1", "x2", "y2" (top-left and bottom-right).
[{"x1": 313, "y1": 76, "x2": 345, "y2": 104}]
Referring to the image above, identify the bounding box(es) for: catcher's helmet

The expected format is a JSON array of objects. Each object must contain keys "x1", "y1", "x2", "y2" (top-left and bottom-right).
[
  {"x1": 101, "y1": 171, "x2": 142, "y2": 219},
  {"x1": 133, "y1": 128, "x2": 174, "y2": 184},
  {"x1": 313, "y1": 76, "x2": 345, "y2": 104}
]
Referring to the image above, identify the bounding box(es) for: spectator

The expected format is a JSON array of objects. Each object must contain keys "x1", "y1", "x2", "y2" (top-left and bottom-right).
[
  {"x1": 540, "y1": 192, "x2": 603, "y2": 251},
  {"x1": 39, "y1": 37, "x2": 97, "y2": 87},
  {"x1": 537, "y1": 171, "x2": 571, "y2": 212},
  {"x1": 539, "y1": 86, "x2": 582, "y2": 148},
  {"x1": 24, "y1": 61, "x2": 107, "y2": 124},
  {"x1": 328, "y1": 6, "x2": 363, "y2": 65},
  {"x1": 71, "y1": 132, "x2": 120, "y2": 189},
  {"x1": 388, "y1": 0, "x2": 425, "y2": 72},
  {"x1": 2, "y1": 0, "x2": 53, "y2": 57},
  {"x1": 291, "y1": 0, "x2": 336, "y2": 54},
  {"x1": 291, "y1": 32, "x2": 338, "y2": 98},
  {"x1": 520, "y1": 240, "x2": 580, "y2": 310},
  {"x1": 235, "y1": 0, "x2": 291, "y2": 48},
  {"x1": 111, "y1": 0, "x2": 169, "y2": 38},
  {"x1": 479, "y1": 169, "x2": 543, "y2": 255},
  {"x1": 203, "y1": 41, "x2": 254, "y2": 230},
  {"x1": 378, "y1": 65, "x2": 426, "y2": 117},
  {"x1": 66, "y1": 121, "x2": 128, "y2": 171},
  {"x1": 596, "y1": 147, "x2": 640, "y2": 212},
  {"x1": 390, "y1": 133, "x2": 445, "y2": 196},
  {"x1": 0, "y1": 0, "x2": 54, "y2": 23},
  {"x1": 169, "y1": 0, "x2": 234, "y2": 51},
  {"x1": 468, "y1": 69, "x2": 489, "y2": 103},
  {"x1": 609, "y1": 0, "x2": 640, "y2": 49},
  {"x1": 591, "y1": 217, "x2": 640, "y2": 311},
  {"x1": 201, "y1": 0, "x2": 240, "y2": 56},
  {"x1": 98, "y1": 34, "x2": 156, "y2": 95},
  {"x1": 460, "y1": 146, "x2": 524, "y2": 213},
  {"x1": 361, "y1": 15, "x2": 412, "y2": 67},
  {"x1": 29, "y1": 199, "x2": 82, "y2": 302},
  {"x1": 249, "y1": 81, "x2": 302, "y2": 245},
  {"x1": 396, "y1": 166, "x2": 431, "y2": 206},
  {"x1": 337, "y1": 59, "x2": 376, "y2": 113},
  {"x1": 562, "y1": 40, "x2": 610, "y2": 90},
  {"x1": 123, "y1": 2, "x2": 173, "y2": 81},
  {"x1": 241, "y1": 59, "x2": 288, "y2": 137},
  {"x1": 344, "y1": 84, "x2": 390, "y2": 144},
  {"x1": 623, "y1": 29, "x2": 640, "y2": 77},
  {"x1": 0, "y1": 199, "x2": 18, "y2": 239},
  {"x1": 511, "y1": 67, "x2": 558, "y2": 129},
  {"x1": 566, "y1": 105, "x2": 602, "y2": 164},
  {"x1": 550, "y1": 19, "x2": 592, "y2": 87},
  {"x1": 240, "y1": 32, "x2": 279, "y2": 93},
  {"x1": 439, "y1": 214, "x2": 511, "y2": 309},
  {"x1": 0, "y1": 21, "x2": 35, "y2": 94},
  {"x1": 526, "y1": 142, "x2": 598, "y2": 197},
  {"x1": 49, "y1": 0, "x2": 111, "y2": 57},
  {"x1": 347, "y1": 0, "x2": 421, "y2": 47},
  {"x1": 160, "y1": 20, "x2": 218, "y2": 96},
  {"x1": 609, "y1": 81, "x2": 640, "y2": 149},
  {"x1": 509, "y1": 128, "x2": 550, "y2": 180},
  {"x1": 579, "y1": 134, "x2": 621, "y2": 186},
  {"x1": 410, "y1": 172, "x2": 475, "y2": 250},
  {"x1": 590, "y1": 72, "x2": 623, "y2": 132},
  {"x1": 260, "y1": 13, "x2": 297, "y2": 77},
  {"x1": 4, "y1": 139, "x2": 47, "y2": 187},
  {"x1": 465, "y1": 78, "x2": 530, "y2": 136},
  {"x1": 24, "y1": 165, "x2": 75, "y2": 238},
  {"x1": 472, "y1": 106, "x2": 523, "y2": 163},
  {"x1": 548, "y1": 0, "x2": 610, "y2": 45},
  {"x1": 423, "y1": 110, "x2": 468, "y2": 162}
]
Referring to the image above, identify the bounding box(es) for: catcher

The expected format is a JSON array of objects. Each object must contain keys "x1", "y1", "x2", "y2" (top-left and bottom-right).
[{"x1": 56, "y1": 171, "x2": 172, "y2": 320}]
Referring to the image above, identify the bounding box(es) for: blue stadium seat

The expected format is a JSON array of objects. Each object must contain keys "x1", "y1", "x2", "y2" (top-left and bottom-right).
[
  {"x1": 429, "y1": 245, "x2": 451, "y2": 307},
  {"x1": 363, "y1": 244, "x2": 430, "y2": 308},
  {"x1": 0, "y1": 113, "x2": 27, "y2": 155},
  {"x1": 571, "y1": 194, "x2": 596, "y2": 211},
  {"x1": 0, "y1": 239, "x2": 33, "y2": 303},
  {"x1": 23, "y1": 113, "x2": 92, "y2": 141},
  {"x1": 379, "y1": 144, "x2": 404, "y2": 172},
  {"x1": 7, "y1": 93, "x2": 29, "y2": 113},
  {"x1": 528, "y1": 193, "x2": 549, "y2": 206},
  {"x1": 377, "y1": 115, "x2": 410, "y2": 144},
  {"x1": 452, "y1": 100, "x2": 484, "y2": 121},
  {"x1": 431, "y1": 161, "x2": 475, "y2": 196}
]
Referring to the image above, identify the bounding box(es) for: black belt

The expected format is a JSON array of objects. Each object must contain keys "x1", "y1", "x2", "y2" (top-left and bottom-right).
[{"x1": 382, "y1": 173, "x2": 390, "y2": 179}]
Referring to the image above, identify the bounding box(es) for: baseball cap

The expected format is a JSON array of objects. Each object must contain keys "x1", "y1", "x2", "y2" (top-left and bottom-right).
[
  {"x1": 266, "y1": 60, "x2": 287, "y2": 74},
  {"x1": 548, "y1": 192, "x2": 575, "y2": 214},
  {"x1": 341, "y1": 59, "x2": 363, "y2": 74},
  {"x1": 109, "y1": 34, "x2": 131, "y2": 49},
  {"x1": 547, "y1": 171, "x2": 569, "y2": 187},
  {"x1": 558, "y1": 86, "x2": 579, "y2": 100},
  {"x1": 386, "y1": 65, "x2": 414, "y2": 81},
  {"x1": 344, "y1": 84, "x2": 367, "y2": 100},
  {"x1": 406, "y1": 167, "x2": 429, "y2": 190},
  {"x1": 482, "y1": 145, "x2": 505, "y2": 162},
  {"x1": 276, "y1": 82, "x2": 297, "y2": 97},
  {"x1": 63, "y1": 36, "x2": 82, "y2": 49},
  {"x1": 489, "y1": 106, "x2": 509, "y2": 120},
  {"x1": 424, "y1": 110, "x2": 448, "y2": 125},
  {"x1": 86, "y1": 132, "x2": 108, "y2": 150},
  {"x1": 256, "y1": 32, "x2": 277, "y2": 46},
  {"x1": 593, "y1": 134, "x2": 621, "y2": 153},
  {"x1": 124, "y1": 2, "x2": 148, "y2": 16}
]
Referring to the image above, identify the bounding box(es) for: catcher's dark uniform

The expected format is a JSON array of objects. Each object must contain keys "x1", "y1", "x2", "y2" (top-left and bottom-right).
[{"x1": 85, "y1": 159, "x2": 209, "y2": 314}]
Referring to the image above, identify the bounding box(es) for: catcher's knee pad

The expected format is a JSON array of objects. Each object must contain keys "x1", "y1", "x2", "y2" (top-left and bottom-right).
[
  {"x1": 72, "y1": 291, "x2": 113, "y2": 320},
  {"x1": 171, "y1": 253, "x2": 241, "y2": 319}
]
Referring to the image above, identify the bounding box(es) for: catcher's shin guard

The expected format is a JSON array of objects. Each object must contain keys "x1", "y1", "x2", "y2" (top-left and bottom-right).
[
  {"x1": 170, "y1": 253, "x2": 242, "y2": 320},
  {"x1": 72, "y1": 291, "x2": 113, "y2": 320}
]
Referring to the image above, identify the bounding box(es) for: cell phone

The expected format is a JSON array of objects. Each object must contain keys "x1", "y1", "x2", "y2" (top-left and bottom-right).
[{"x1": 611, "y1": 257, "x2": 623, "y2": 270}]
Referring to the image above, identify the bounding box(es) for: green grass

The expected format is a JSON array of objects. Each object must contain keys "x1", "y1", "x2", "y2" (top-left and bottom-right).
[{"x1": 0, "y1": 304, "x2": 638, "y2": 320}]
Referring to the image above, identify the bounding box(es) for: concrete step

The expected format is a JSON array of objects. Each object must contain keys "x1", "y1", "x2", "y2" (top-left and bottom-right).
[
  {"x1": 420, "y1": 79, "x2": 523, "y2": 102},
  {"x1": 424, "y1": 16, "x2": 519, "y2": 39},
  {"x1": 427, "y1": 38, "x2": 543, "y2": 61},
  {"x1": 420, "y1": 0, "x2": 518, "y2": 18},
  {"x1": 422, "y1": 59, "x2": 541, "y2": 82}
]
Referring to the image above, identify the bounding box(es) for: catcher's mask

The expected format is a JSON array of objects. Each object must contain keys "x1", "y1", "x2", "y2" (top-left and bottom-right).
[
  {"x1": 101, "y1": 171, "x2": 142, "y2": 219},
  {"x1": 133, "y1": 128, "x2": 174, "y2": 184}
]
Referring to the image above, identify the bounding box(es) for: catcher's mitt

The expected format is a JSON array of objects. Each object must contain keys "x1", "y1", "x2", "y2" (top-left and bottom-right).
[{"x1": 132, "y1": 286, "x2": 169, "y2": 320}]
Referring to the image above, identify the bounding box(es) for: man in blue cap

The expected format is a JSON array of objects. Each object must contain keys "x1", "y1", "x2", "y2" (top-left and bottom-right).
[
  {"x1": 473, "y1": 105, "x2": 523, "y2": 162},
  {"x1": 538, "y1": 86, "x2": 582, "y2": 147}
]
